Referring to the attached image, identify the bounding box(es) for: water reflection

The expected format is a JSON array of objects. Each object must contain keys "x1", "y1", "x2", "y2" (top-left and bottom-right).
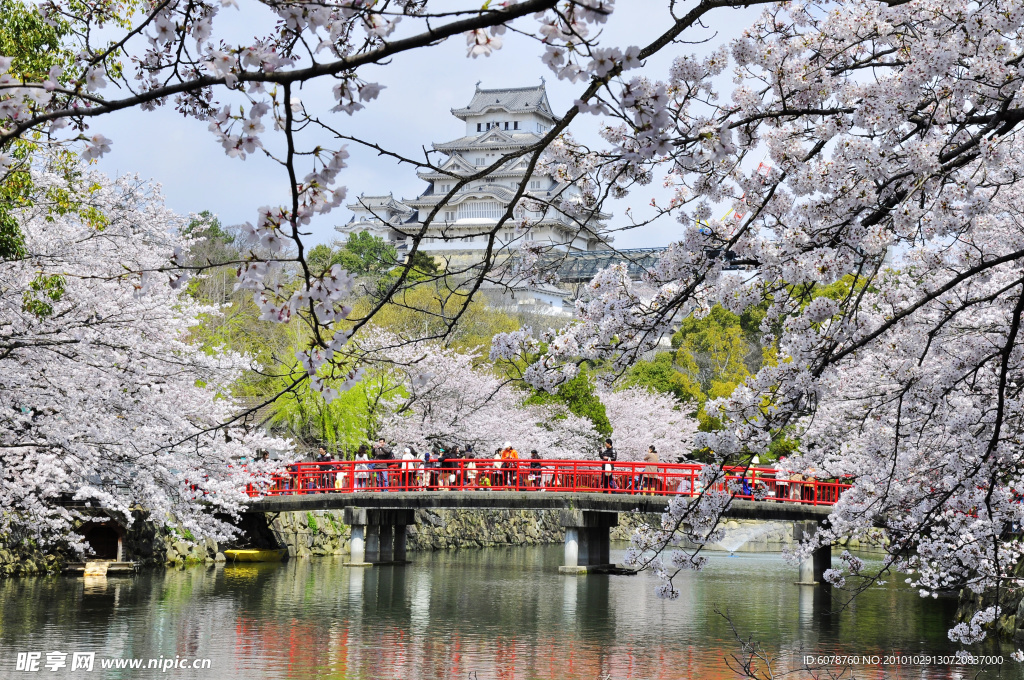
[{"x1": 0, "y1": 547, "x2": 1016, "y2": 680}]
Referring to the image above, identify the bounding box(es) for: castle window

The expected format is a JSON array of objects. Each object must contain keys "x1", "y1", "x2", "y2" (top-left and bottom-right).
[
  {"x1": 475, "y1": 158, "x2": 485, "y2": 166},
  {"x1": 457, "y1": 200, "x2": 503, "y2": 220},
  {"x1": 504, "y1": 122, "x2": 509, "y2": 130},
  {"x1": 477, "y1": 123, "x2": 482, "y2": 132},
  {"x1": 514, "y1": 121, "x2": 519, "y2": 130}
]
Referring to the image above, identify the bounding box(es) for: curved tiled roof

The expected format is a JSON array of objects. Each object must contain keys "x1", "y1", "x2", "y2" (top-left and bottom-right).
[
  {"x1": 406, "y1": 184, "x2": 519, "y2": 205},
  {"x1": 433, "y1": 132, "x2": 541, "y2": 152},
  {"x1": 451, "y1": 84, "x2": 557, "y2": 121}
]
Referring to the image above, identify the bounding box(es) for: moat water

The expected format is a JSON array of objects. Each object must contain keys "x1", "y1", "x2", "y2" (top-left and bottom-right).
[{"x1": 0, "y1": 545, "x2": 1017, "y2": 679}]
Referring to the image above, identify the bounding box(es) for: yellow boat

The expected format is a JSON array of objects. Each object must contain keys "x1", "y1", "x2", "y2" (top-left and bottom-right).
[{"x1": 223, "y1": 549, "x2": 288, "y2": 563}]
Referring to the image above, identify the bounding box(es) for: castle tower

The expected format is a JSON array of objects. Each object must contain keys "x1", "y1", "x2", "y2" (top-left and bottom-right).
[{"x1": 340, "y1": 83, "x2": 610, "y2": 264}]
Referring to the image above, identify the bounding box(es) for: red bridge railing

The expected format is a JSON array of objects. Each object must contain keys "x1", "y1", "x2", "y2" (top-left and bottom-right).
[{"x1": 246, "y1": 459, "x2": 850, "y2": 506}]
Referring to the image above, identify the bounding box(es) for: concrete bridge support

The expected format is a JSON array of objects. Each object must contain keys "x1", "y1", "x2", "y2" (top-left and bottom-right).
[
  {"x1": 343, "y1": 507, "x2": 415, "y2": 566},
  {"x1": 558, "y1": 510, "x2": 618, "y2": 574},
  {"x1": 793, "y1": 520, "x2": 831, "y2": 585}
]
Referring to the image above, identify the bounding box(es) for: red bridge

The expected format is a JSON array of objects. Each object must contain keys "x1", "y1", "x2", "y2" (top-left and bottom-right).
[
  {"x1": 244, "y1": 460, "x2": 847, "y2": 583},
  {"x1": 248, "y1": 459, "x2": 849, "y2": 506}
]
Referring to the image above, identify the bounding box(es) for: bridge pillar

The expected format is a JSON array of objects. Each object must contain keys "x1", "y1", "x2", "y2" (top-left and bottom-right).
[
  {"x1": 558, "y1": 510, "x2": 617, "y2": 574},
  {"x1": 394, "y1": 525, "x2": 408, "y2": 563},
  {"x1": 343, "y1": 507, "x2": 415, "y2": 566},
  {"x1": 794, "y1": 520, "x2": 831, "y2": 585},
  {"x1": 813, "y1": 543, "x2": 831, "y2": 583},
  {"x1": 378, "y1": 524, "x2": 394, "y2": 563},
  {"x1": 365, "y1": 525, "x2": 381, "y2": 563},
  {"x1": 590, "y1": 525, "x2": 611, "y2": 566},
  {"x1": 349, "y1": 525, "x2": 366, "y2": 564},
  {"x1": 564, "y1": 528, "x2": 580, "y2": 567}
]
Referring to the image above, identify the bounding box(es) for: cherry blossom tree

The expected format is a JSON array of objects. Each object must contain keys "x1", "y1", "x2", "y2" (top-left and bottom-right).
[
  {"x1": 361, "y1": 332, "x2": 599, "y2": 456},
  {"x1": 0, "y1": 160, "x2": 289, "y2": 548},
  {"x1": 3, "y1": 0, "x2": 1024, "y2": 650},
  {"x1": 600, "y1": 386, "x2": 698, "y2": 461},
  {"x1": 488, "y1": 0, "x2": 1024, "y2": 650}
]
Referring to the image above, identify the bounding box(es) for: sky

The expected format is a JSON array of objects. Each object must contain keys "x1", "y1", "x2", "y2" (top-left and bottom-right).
[{"x1": 91, "y1": 1, "x2": 760, "y2": 249}]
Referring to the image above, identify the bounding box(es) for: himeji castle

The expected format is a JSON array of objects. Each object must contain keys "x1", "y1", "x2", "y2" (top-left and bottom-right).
[{"x1": 338, "y1": 82, "x2": 611, "y2": 266}]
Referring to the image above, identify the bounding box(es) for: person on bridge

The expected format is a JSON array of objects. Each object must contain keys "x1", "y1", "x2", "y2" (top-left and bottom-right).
[
  {"x1": 439, "y1": 445, "x2": 458, "y2": 489},
  {"x1": 740, "y1": 471, "x2": 753, "y2": 498},
  {"x1": 641, "y1": 445, "x2": 659, "y2": 494},
  {"x1": 355, "y1": 447, "x2": 370, "y2": 490},
  {"x1": 453, "y1": 445, "x2": 467, "y2": 488},
  {"x1": 600, "y1": 439, "x2": 617, "y2": 490},
  {"x1": 499, "y1": 442, "x2": 519, "y2": 487},
  {"x1": 415, "y1": 448, "x2": 429, "y2": 489},
  {"x1": 317, "y1": 448, "x2": 330, "y2": 490},
  {"x1": 528, "y1": 450, "x2": 541, "y2": 489},
  {"x1": 774, "y1": 457, "x2": 790, "y2": 503},
  {"x1": 425, "y1": 445, "x2": 439, "y2": 490},
  {"x1": 401, "y1": 448, "x2": 416, "y2": 490},
  {"x1": 372, "y1": 438, "x2": 393, "y2": 489},
  {"x1": 466, "y1": 449, "x2": 478, "y2": 488},
  {"x1": 789, "y1": 470, "x2": 805, "y2": 501},
  {"x1": 491, "y1": 447, "x2": 503, "y2": 488}
]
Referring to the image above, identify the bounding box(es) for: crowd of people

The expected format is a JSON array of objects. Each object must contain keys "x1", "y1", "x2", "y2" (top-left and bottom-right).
[
  {"x1": 297, "y1": 439, "x2": 558, "y2": 492},
  {"x1": 266, "y1": 440, "x2": 833, "y2": 502}
]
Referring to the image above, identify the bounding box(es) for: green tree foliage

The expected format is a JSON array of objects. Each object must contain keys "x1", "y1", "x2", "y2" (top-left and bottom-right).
[
  {"x1": 350, "y1": 284, "x2": 520, "y2": 352},
  {"x1": 0, "y1": 0, "x2": 76, "y2": 82},
  {"x1": 21, "y1": 273, "x2": 66, "y2": 319},
  {"x1": 790, "y1": 274, "x2": 864, "y2": 309},
  {"x1": 525, "y1": 371, "x2": 612, "y2": 437},
  {"x1": 673, "y1": 306, "x2": 758, "y2": 401},
  {"x1": 338, "y1": 231, "x2": 397, "y2": 276},
  {"x1": 621, "y1": 305, "x2": 770, "y2": 432},
  {"x1": 406, "y1": 249, "x2": 440, "y2": 278},
  {"x1": 373, "y1": 249, "x2": 443, "y2": 299},
  {"x1": 307, "y1": 231, "x2": 407, "y2": 279},
  {"x1": 265, "y1": 360, "x2": 401, "y2": 456},
  {"x1": 306, "y1": 243, "x2": 345, "y2": 277},
  {"x1": 623, "y1": 296, "x2": 845, "y2": 457},
  {"x1": 181, "y1": 212, "x2": 296, "y2": 401},
  {"x1": 183, "y1": 222, "x2": 521, "y2": 452},
  {"x1": 621, "y1": 352, "x2": 691, "y2": 402},
  {"x1": 0, "y1": 0, "x2": 79, "y2": 261}
]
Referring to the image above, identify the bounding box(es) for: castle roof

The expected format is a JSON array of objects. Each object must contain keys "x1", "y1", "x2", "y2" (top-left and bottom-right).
[
  {"x1": 346, "y1": 193, "x2": 413, "y2": 214},
  {"x1": 433, "y1": 132, "x2": 542, "y2": 153},
  {"x1": 451, "y1": 84, "x2": 557, "y2": 121}
]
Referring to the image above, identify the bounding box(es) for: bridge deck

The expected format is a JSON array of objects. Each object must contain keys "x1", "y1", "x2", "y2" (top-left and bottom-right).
[{"x1": 246, "y1": 491, "x2": 833, "y2": 523}]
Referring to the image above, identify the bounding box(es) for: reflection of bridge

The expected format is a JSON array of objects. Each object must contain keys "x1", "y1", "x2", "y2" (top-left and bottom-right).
[{"x1": 246, "y1": 460, "x2": 842, "y2": 583}]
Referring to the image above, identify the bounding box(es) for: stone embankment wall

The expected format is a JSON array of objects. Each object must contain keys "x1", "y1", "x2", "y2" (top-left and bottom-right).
[
  {"x1": 2, "y1": 508, "x2": 887, "y2": 576},
  {"x1": 956, "y1": 558, "x2": 1024, "y2": 643},
  {"x1": 253, "y1": 510, "x2": 890, "y2": 558},
  {"x1": 256, "y1": 508, "x2": 570, "y2": 557},
  {"x1": 407, "y1": 509, "x2": 566, "y2": 550},
  {"x1": 264, "y1": 510, "x2": 352, "y2": 558},
  {"x1": 0, "y1": 545, "x2": 63, "y2": 577}
]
